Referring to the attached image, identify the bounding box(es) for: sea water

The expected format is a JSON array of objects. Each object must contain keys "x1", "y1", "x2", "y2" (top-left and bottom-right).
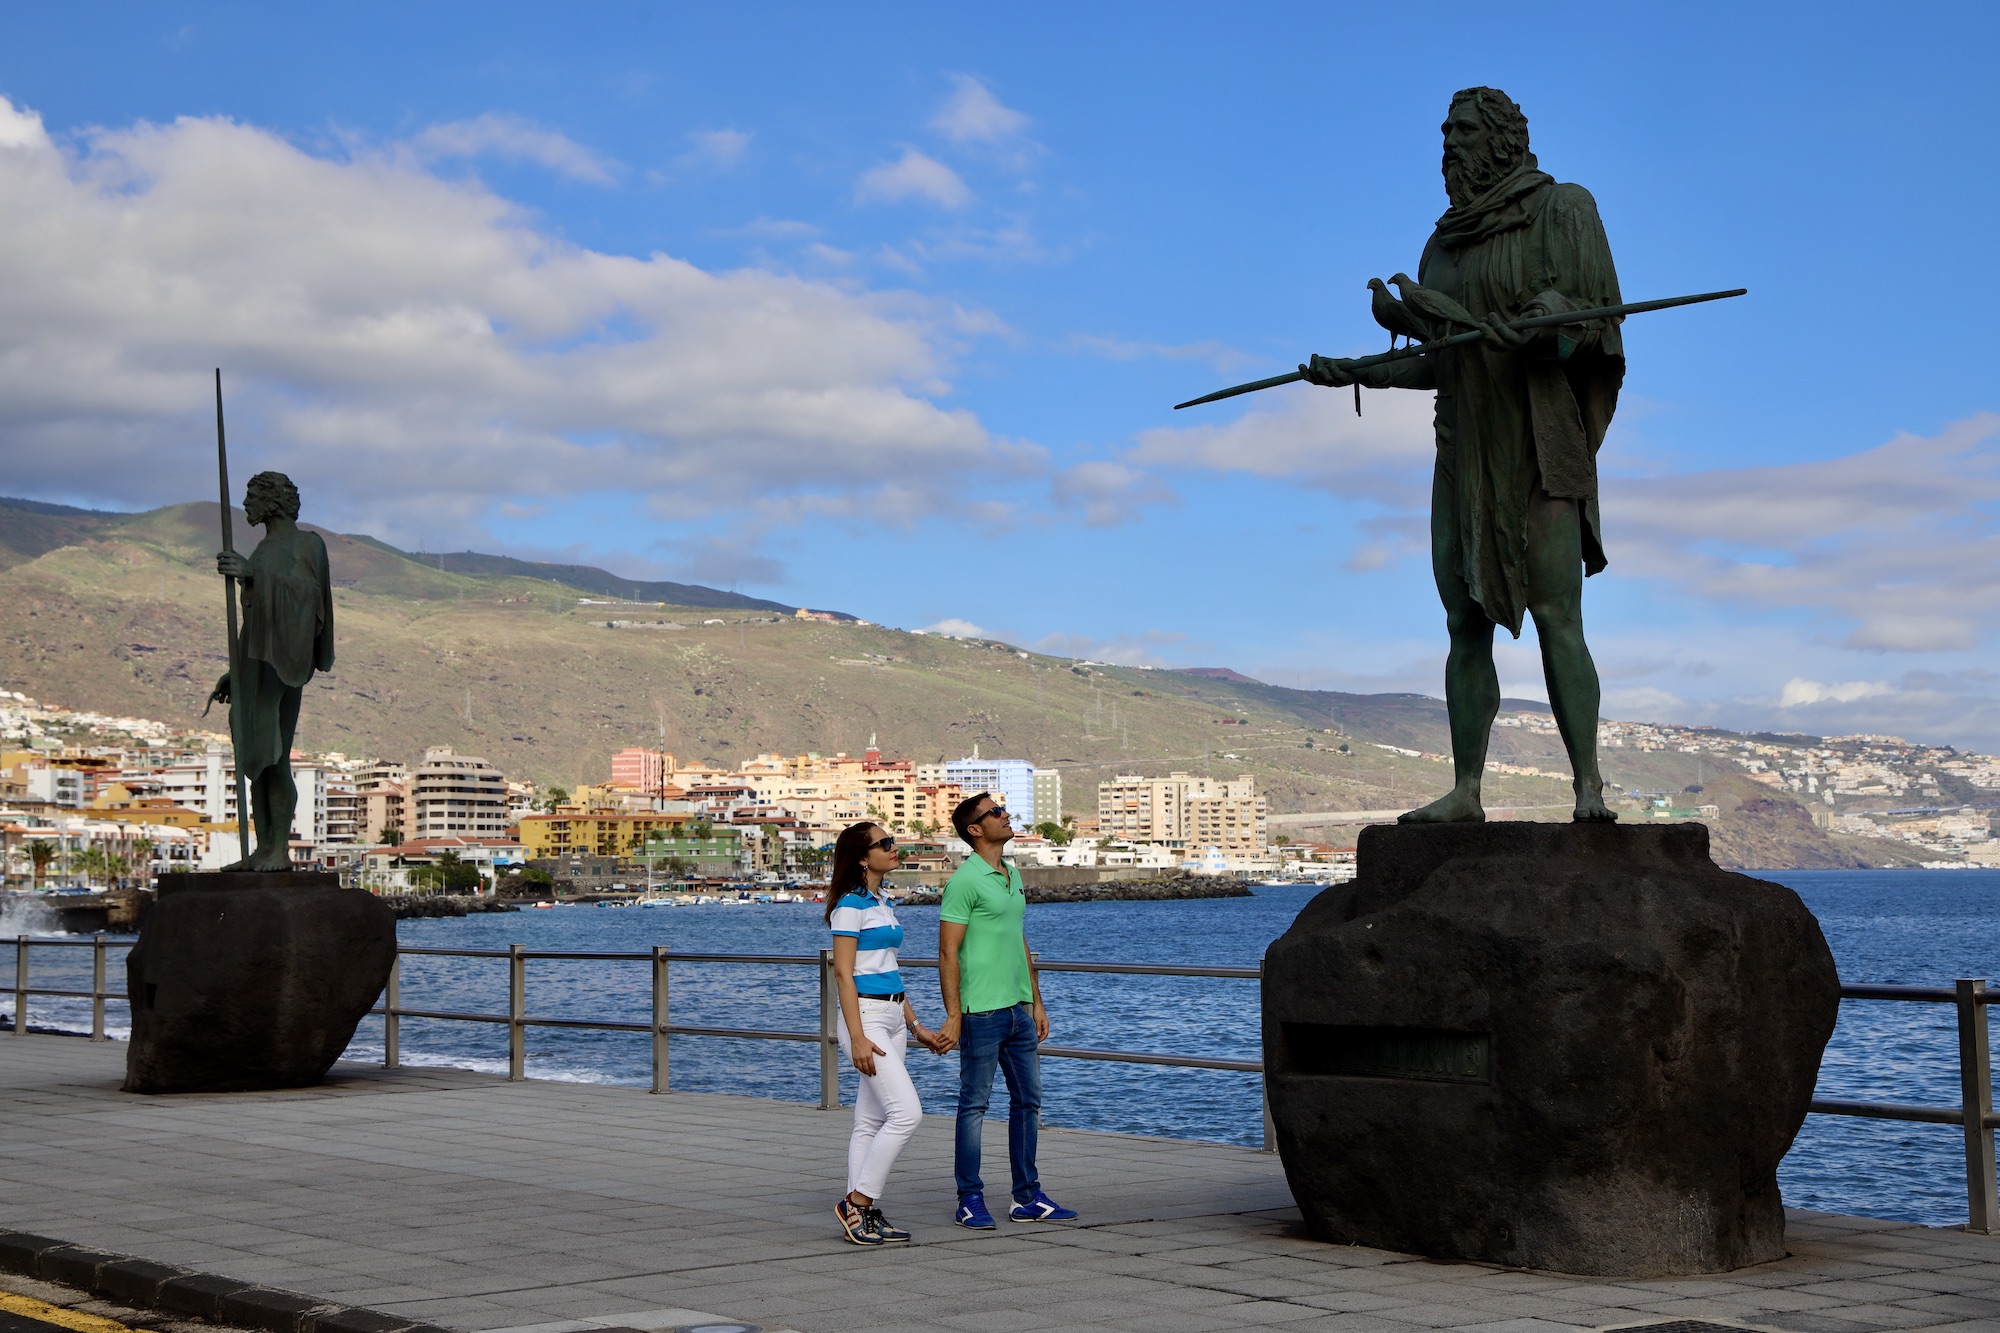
[{"x1": 6, "y1": 871, "x2": 1996, "y2": 1226}]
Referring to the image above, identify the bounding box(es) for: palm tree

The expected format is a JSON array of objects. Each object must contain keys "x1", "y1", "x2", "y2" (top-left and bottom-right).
[
  {"x1": 73, "y1": 846, "x2": 107, "y2": 889},
  {"x1": 26, "y1": 840, "x2": 55, "y2": 891},
  {"x1": 131, "y1": 838, "x2": 156, "y2": 886}
]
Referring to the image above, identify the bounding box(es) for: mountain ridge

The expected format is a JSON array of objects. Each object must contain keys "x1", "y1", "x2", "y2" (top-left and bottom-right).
[
  {"x1": 0, "y1": 496, "x2": 1936, "y2": 871},
  {"x1": 0, "y1": 496, "x2": 819, "y2": 617}
]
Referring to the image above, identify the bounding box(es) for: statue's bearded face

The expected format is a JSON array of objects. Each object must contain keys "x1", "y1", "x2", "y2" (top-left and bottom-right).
[{"x1": 1441, "y1": 100, "x2": 1515, "y2": 208}]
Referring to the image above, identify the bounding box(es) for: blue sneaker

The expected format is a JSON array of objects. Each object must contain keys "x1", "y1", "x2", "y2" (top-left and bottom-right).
[
  {"x1": 1009, "y1": 1190, "x2": 1079, "y2": 1222},
  {"x1": 954, "y1": 1193, "x2": 996, "y2": 1229}
]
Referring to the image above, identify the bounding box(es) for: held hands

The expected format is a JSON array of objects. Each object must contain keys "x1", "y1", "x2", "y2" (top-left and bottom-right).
[
  {"x1": 937, "y1": 1013, "x2": 961, "y2": 1053},
  {"x1": 216, "y1": 551, "x2": 250, "y2": 580},
  {"x1": 910, "y1": 1021, "x2": 951, "y2": 1055}
]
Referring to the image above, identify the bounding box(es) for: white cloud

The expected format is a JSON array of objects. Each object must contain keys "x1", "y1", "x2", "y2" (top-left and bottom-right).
[
  {"x1": 856, "y1": 148, "x2": 971, "y2": 210},
  {"x1": 1050, "y1": 460, "x2": 1176, "y2": 528},
  {"x1": 1131, "y1": 384, "x2": 1437, "y2": 509},
  {"x1": 921, "y1": 618, "x2": 987, "y2": 638},
  {"x1": 1604, "y1": 414, "x2": 2000, "y2": 652},
  {"x1": 0, "y1": 94, "x2": 1036, "y2": 567},
  {"x1": 932, "y1": 75, "x2": 1030, "y2": 145},
  {"x1": 1034, "y1": 629, "x2": 1192, "y2": 668},
  {"x1": 408, "y1": 112, "x2": 618, "y2": 184},
  {"x1": 682, "y1": 128, "x2": 751, "y2": 170},
  {"x1": 1778, "y1": 678, "x2": 1893, "y2": 707}
]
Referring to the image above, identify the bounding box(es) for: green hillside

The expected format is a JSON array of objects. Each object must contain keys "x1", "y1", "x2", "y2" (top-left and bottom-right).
[{"x1": 0, "y1": 498, "x2": 1918, "y2": 869}]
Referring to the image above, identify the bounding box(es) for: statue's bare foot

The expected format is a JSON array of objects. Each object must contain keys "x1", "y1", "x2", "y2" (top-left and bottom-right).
[
  {"x1": 1573, "y1": 782, "x2": 1617, "y2": 823},
  {"x1": 1398, "y1": 789, "x2": 1486, "y2": 823}
]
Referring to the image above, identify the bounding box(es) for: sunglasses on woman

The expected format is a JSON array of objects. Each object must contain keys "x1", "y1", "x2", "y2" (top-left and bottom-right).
[{"x1": 868, "y1": 835, "x2": 898, "y2": 852}]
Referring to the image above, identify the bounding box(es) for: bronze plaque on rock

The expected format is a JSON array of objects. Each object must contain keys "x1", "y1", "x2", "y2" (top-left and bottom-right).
[{"x1": 1281, "y1": 1023, "x2": 1491, "y2": 1084}]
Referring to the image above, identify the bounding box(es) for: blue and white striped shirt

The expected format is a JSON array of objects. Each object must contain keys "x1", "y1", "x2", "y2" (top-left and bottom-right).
[{"x1": 829, "y1": 889, "x2": 904, "y2": 997}]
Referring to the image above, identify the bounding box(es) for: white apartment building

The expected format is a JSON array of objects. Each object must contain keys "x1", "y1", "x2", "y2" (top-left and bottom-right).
[
  {"x1": 24, "y1": 766, "x2": 87, "y2": 809},
  {"x1": 410, "y1": 747, "x2": 509, "y2": 839},
  {"x1": 1097, "y1": 772, "x2": 1267, "y2": 853},
  {"x1": 917, "y1": 750, "x2": 1054, "y2": 824},
  {"x1": 157, "y1": 744, "x2": 237, "y2": 825}
]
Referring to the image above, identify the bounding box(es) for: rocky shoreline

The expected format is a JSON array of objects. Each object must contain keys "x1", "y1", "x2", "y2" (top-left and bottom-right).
[
  {"x1": 895, "y1": 870, "x2": 1253, "y2": 907},
  {"x1": 378, "y1": 893, "x2": 521, "y2": 920}
]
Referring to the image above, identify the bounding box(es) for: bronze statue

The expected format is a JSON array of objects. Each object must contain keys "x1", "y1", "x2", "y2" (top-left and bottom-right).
[
  {"x1": 207, "y1": 472, "x2": 334, "y2": 869},
  {"x1": 1304, "y1": 87, "x2": 1626, "y2": 823}
]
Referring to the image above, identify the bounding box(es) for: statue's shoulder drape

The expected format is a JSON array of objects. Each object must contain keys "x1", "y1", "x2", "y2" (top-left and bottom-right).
[
  {"x1": 1417, "y1": 173, "x2": 1624, "y2": 636},
  {"x1": 239, "y1": 529, "x2": 335, "y2": 688}
]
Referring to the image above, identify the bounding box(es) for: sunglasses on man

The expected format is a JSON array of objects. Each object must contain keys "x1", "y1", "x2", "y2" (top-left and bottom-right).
[{"x1": 975, "y1": 806, "x2": 1010, "y2": 823}]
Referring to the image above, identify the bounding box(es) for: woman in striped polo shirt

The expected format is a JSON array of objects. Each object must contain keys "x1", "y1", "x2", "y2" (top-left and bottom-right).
[{"x1": 827, "y1": 820, "x2": 947, "y2": 1245}]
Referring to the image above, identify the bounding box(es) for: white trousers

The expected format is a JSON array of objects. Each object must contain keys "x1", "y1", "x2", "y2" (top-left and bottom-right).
[{"x1": 836, "y1": 996, "x2": 922, "y2": 1200}]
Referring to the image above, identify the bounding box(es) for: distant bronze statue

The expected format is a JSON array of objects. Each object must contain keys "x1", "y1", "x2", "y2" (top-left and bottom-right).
[
  {"x1": 1303, "y1": 87, "x2": 1626, "y2": 823},
  {"x1": 207, "y1": 471, "x2": 334, "y2": 869}
]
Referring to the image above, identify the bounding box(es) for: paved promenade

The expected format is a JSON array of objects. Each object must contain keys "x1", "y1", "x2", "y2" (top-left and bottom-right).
[{"x1": 0, "y1": 1036, "x2": 1995, "y2": 1333}]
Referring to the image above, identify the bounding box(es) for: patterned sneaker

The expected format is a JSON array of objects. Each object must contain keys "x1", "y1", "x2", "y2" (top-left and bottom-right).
[
  {"x1": 1009, "y1": 1189, "x2": 1079, "y2": 1222},
  {"x1": 954, "y1": 1192, "x2": 997, "y2": 1229},
  {"x1": 865, "y1": 1205, "x2": 911, "y2": 1241},
  {"x1": 836, "y1": 1197, "x2": 884, "y2": 1245}
]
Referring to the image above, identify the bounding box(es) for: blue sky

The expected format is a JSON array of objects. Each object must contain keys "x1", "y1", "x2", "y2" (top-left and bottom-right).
[{"x1": 3, "y1": 4, "x2": 1998, "y2": 745}]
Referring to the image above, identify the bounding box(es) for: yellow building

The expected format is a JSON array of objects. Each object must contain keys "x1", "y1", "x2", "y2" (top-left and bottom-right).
[{"x1": 518, "y1": 811, "x2": 695, "y2": 859}]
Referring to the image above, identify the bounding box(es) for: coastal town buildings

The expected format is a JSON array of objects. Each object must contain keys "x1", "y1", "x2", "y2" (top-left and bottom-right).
[
  {"x1": 409, "y1": 747, "x2": 508, "y2": 839},
  {"x1": 11, "y1": 685, "x2": 2000, "y2": 891}
]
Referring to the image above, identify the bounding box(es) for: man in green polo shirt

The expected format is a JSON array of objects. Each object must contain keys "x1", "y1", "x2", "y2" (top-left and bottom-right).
[{"x1": 937, "y1": 791, "x2": 1078, "y2": 1228}]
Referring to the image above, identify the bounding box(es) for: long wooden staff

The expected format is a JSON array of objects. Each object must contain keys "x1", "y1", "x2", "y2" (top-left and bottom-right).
[{"x1": 215, "y1": 370, "x2": 252, "y2": 862}]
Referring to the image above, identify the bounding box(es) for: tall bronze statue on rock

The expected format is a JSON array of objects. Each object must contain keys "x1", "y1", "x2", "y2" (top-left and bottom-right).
[
  {"x1": 1302, "y1": 86, "x2": 1622, "y2": 824},
  {"x1": 1245, "y1": 94, "x2": 1835, "y2": 1279},
  {"x1": 207, "y1": 471, "x2": 335, "y2": 869},
  {"x1": 126, "y1": 379, "x2": 390, "y2": 1095}
]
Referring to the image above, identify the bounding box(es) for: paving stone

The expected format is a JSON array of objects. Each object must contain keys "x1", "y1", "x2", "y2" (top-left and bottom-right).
[{"x1": 0, "y1": 1038, "x2": 1991, "y2": 1333}]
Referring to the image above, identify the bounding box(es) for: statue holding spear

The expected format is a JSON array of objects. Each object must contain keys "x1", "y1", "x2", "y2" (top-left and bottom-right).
[
  {"x1": 1177, "y1": 87, "x2": 1743, "y2": 825},
  {"x1": 205, "y1": 373, "x2": 334, "y2": 871}
]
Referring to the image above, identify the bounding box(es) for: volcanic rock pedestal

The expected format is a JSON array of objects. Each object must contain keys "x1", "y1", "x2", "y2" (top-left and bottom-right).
[
  {"x1": 1263, "y1": 822, "x2": 1839, "y2": 1276},
  {"x1": 124, "y1": 872, "x2": 396, "y2": 1094}
]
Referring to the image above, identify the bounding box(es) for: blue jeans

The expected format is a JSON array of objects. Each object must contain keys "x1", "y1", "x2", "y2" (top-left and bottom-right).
[{"x1": 954, "y1": 1002, "x2": 1041, "y2": 1203}]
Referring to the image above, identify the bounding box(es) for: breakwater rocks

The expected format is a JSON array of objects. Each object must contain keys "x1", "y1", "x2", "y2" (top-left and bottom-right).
[
  {"x1": 378, "y1": 893, "x2": 521, "y2": 919},
  {"x1": 896, "y1": 870, "x2": 1252, "y2": 907}
]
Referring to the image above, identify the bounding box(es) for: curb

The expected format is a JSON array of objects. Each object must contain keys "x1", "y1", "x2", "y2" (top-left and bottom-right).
[{"x1": 0, "y1": 1231, "x2": 456, "y2": 1333}]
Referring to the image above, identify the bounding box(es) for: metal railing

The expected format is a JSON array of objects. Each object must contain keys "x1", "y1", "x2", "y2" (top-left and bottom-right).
[
  {"x1": 3, "y1": 934, "x2": 1993, "y2": 1230},
  {"x1": 372, "y1": 945, "x2": 1271, "y2": 1135},
  {"x1": 1809, "y1": 980, "x2": 1998, "y2": 1232},
  {"x1": 8, "y1": 934, "x2": 119, "y2": 1041}
]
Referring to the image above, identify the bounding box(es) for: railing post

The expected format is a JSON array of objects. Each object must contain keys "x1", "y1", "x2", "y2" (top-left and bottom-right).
[
  {"x1": 13, "y1": 935, "x2": 26, "y2": 1037},
  {"x1": 507, "y1": 943, "x2": 526, "y2": 1081},
  {"x1": 383, "y1": 953, "x2": 401, "y2": 1069},
  {"x1": 1956, "y1": 978, "x2": 1997, "y2": 1233},
  {"x1": 1259, "y1": 958, "x2": 1276, "y2": 1153},
  {"x1": 651, "y1": 945, "x2": 669, "y2": 1094},
  {"x1": 90, "y1": 934, "x2": 106, "y2": 1041},
  {"x1": 819, "y1": 947, "x2": 838, "y2": 1110}
]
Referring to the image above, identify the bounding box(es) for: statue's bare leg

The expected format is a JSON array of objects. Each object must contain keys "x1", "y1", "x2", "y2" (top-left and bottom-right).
[
  {"x1": 1525, "y1": 492, "x2": 1614, "y2": 822},
  {"x1": 247, "y1": 768, "x2": 299, "y2": 870},
  {"x1": 1402, "y1": 473, "x2": 1495, "y2": 824}
]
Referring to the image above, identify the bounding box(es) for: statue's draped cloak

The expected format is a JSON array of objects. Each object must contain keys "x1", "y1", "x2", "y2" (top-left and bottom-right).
[
  {"x1": 1418, "y1": 160, "x2": 1624, "y2": 636},
  {"x1": 230, "y1": 528, "x2": 334, "y2": 777}
]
